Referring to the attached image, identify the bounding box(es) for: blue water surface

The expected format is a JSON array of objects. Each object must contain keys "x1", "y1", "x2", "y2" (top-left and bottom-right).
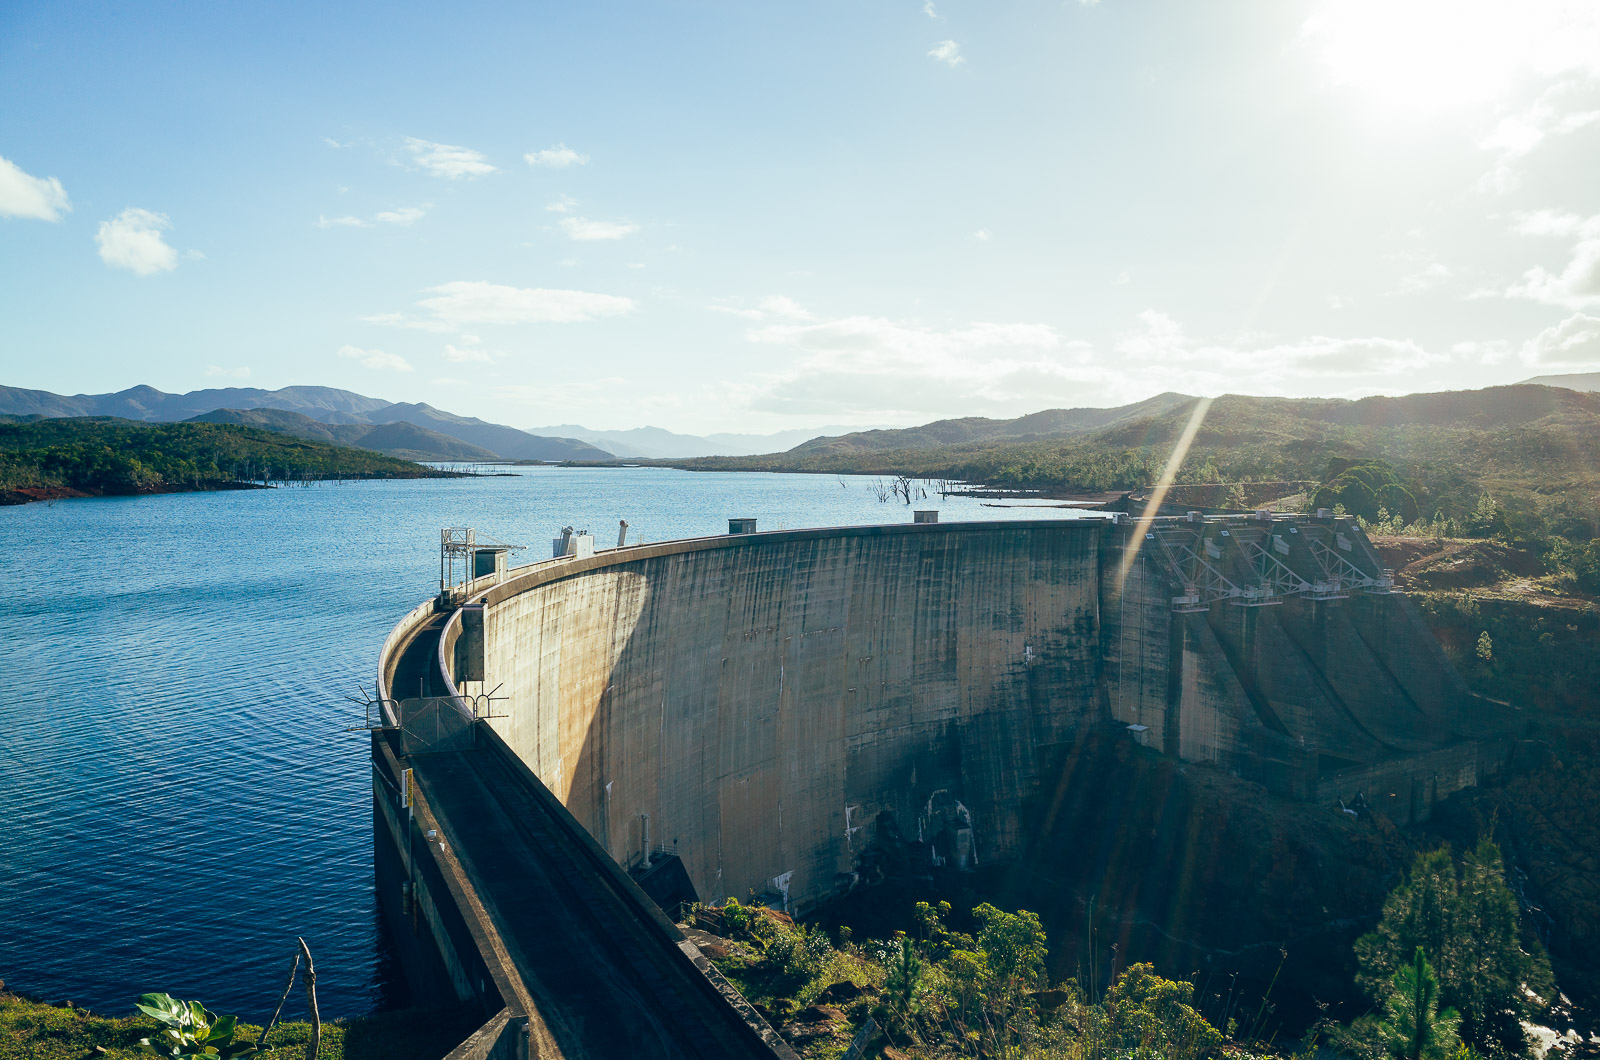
[{"x1": 0, "y1": 467, "x2": 1095, "y2": 1020}]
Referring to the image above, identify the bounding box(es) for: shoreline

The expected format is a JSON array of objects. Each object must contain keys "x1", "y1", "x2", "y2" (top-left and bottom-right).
[{"x1": 0, "y1": 471, "x2": 471, "y2": 508}]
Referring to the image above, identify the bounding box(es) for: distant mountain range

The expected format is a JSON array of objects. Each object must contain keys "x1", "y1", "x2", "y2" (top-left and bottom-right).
[
  {"x1": 524, "y1": 423, "x2": 889, "y2": 459},
  {"x1": 190, "y1": 408, "x2": 503, "y2": 462},
  {"x1": 0, "y1": 384, "x2": 611, "y2": 462},
  {"x1": 0, "y1": 383, "x2": 392, "y2": 422},
  {"x1": 1522, "y1": 371, "x2": 1600, "y2": 392},
  {"x1": 8, "y1": 370, "x2": 1598, "y2": 467},
  {"x1": 785, "y1": 393, "x2": 1197, "y2": 456}
]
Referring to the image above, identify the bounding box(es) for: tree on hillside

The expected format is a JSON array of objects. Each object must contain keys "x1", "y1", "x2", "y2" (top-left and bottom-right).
[
  {"x1": 1312, "y1": 460, "x2": 1422, "y2": 525},
  {"x1": 1354, "y1": 840, "x2": 1553, "y2": 1057},
  {"x1": 1376, "y1": 949, "x2": 1461, "y2": 1060}
]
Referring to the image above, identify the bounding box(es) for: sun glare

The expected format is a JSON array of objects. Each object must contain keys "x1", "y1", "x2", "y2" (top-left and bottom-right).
[{"x1": 1302, "y1": 0, "x2": 1569, "y2": 111}]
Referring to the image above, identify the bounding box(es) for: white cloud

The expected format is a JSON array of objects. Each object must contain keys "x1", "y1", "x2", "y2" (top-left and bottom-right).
[
  {"x1": 1115, "y1": 271, "x2": 1132, "y2": 285},
  {"x1": 95, "y1": 208, "x2": 180, "y2": 275},
  {"x1": 559, "y1": 216, "x2": 639, "y2": 240},
  {"x1": 758, "y1": 295, "x2": 813, "y2": 320},
  {"x1": 525, "y1": 144, "x2": 589, "y2": 168},
  {"x1": 708, "y1": 296, "x2": 813, "y2": 322},
  {"x1": 923, "y1": 1, "x2": 939, "y2": 18},
  {"x1": 710, "y1": 305, "x2": 767, "y2": 320},
  {"x1": 442, "y1": 343, "x2": 494, "y2": 364},
  {"x1": 1112, "y1": 309, "x2": 1444, "y2": 384},
  {"x1": 545, "y1": 194, "x2": 579, "y2": 213},
  {"x1": 1396, "y1": 261, "x2": 1453, "y2": 294},
  {"x1": 414, "y1": 280, "x2": 636, "y2": 325},
  {"x1": 204, "y1": 365, "x2": 251, "y2": 379},
  {"x1": 1478, "y1": 85, "x2": 1600, "y2": 192},
  {"x1": 338, "y1": 344, "x2": 413, "y2": 372},
  {"x1": 1503, "y1": 214, "x2": 1600, "y2": 309},
  {"x1": 928, "y1": 40, "x2": 964, "y2": 66},
  {"x1": 743, "y1": 316, "x2": 1076, "y2": 416},
  {"x1": 974, "y1": 228, "x2": 991, "y2": 241},
  {"x1": 362, "y1": 312, "x2": 455, "y2": 333},
  {"x1": 321, "y1": 205, "x2": 429, "y2": 228},
  {"x1": 0, "y1": 155, "x2": 70, "y2": 221},
  {"x1": 375, "y1": 206, "x2": 427, "y2": 226},
  {"x1": 729, "y1": 307, "x2": 1462, "y2": 419},
  {"x1": 1511, "y1": 209, "x2": 1592, "y2": 238},
  {"x1": 1481, "y1": 105, "x2": 1600, "y2": 161},
  {"x1": 404, "y1": 137, "x2": 496, "y2": 179},
  {"x1": 1520, "y1": 313, "x2": 1600, "y2": 370}
]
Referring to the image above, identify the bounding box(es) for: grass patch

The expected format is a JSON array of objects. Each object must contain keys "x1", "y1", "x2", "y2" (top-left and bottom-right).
[{"x1": 0, "y1": 989, "x2": 480, "y2": 1060}]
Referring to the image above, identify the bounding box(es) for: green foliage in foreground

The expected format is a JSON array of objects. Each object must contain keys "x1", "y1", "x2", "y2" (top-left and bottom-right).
[
  {"x1": 1338, "y1": 950, "x2": 1464, "y2": 1060},
  {"x1": 0, "y1": 416, "x2": 439, "y2": 497},
  {"x1": 1347, "y1": 841, "x2": 1552, "y2": 1059},
  {"x1": 133, "y1": 993, "x2": 256, "y2": 1058},
  {"x1": 0, "y1": 990, "x2": 475, "y2": 1060},
  {"x1": 690, "y1": 898, "x2": 1233, "y2": 1060}
]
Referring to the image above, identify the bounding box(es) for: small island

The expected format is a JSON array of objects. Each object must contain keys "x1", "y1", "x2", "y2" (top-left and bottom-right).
[{"x1": 0, "y1": 416, "x2": 458, "y2": 506}]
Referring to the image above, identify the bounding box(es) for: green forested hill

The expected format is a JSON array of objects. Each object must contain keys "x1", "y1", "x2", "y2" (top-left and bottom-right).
[
  {"x1": 188, "y1": 407, "x2": 502, "y2": 461},
  {"x1": 0, "y1": 416, "x2": 447, "y2": 503},
  {"x1": 678, "y1": 385, "x2": 1600, "y2": 533},
  {"x1": 786, "y1": 391, "x2": 1194, "y2": 456}
]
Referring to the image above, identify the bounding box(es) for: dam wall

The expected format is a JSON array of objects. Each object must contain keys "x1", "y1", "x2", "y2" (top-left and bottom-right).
[
  {"x1": 382, "y1": 515, "x2": 1509, "y2": 1053},
  {"x1": 1098, "y1": 516, "x2": 1498, "y2": 820},
  {"x1": 429, "y1": 517, "x2": 1500, "y2": 920},
  {"x1": 452, "y1": 521, "x2": 1107, "y2": 916}
]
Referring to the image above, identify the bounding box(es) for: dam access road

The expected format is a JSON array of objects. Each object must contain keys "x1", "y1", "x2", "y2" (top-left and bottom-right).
[{"x1": 371, "y1": 514, "x2": 1507, "y2": 1059}]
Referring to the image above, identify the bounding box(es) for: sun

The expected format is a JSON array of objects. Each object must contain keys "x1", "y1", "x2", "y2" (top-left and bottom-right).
[{"x1": 1300, "y1": 0, "x2": 1551, "y2": 112}]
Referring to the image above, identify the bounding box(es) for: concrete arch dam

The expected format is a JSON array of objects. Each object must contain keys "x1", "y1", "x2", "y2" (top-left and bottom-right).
[{"x1": 372, "y1": 517, "x2": 1502, "y2": 1059}]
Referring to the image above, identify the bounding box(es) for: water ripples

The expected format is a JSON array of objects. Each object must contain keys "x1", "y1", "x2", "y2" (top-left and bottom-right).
[{"x1": 0, "y1": 467, "x2": 1091, "y2": 1020}]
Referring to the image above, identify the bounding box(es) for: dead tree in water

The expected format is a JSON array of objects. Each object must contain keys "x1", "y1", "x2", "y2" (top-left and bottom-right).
[
  {"x1": 299, "y1": 937, "x2": 321, "y2": 1060},
  {"x1": 256, "y1": 949, "x2": 302, "y2": 1050}
]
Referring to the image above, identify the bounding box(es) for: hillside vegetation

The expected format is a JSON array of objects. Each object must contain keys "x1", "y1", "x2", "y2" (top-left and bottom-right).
[
  {"x1": 0, "y1": 417, "x2": 447, "y2": 503},
  {"x1": 189, "y1": 408, "x2": 502, "y2": 462},
  {"x1": 0, "y1": 987, "x2": 476, "y2": 1060},
  {"x1": 0, "y1": 382, "x2": 615, "y2": 461},
  {"x1": 681, "y1": 386, "x2": 1600, "y2": 534},
  {"x1": 787, "y1": 392, "x2": 1194, "y2": 457}
]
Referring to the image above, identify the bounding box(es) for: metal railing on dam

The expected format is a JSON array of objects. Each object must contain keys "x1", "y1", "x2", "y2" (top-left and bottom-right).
[{"x1": 372, "y1": 515, "x2": 1505, "y2": 1058}]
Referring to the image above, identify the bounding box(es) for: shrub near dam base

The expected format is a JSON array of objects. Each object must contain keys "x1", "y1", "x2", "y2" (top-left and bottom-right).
[{"x1": 682, "y1": 898, "x2": 1232, "y2": 1060}]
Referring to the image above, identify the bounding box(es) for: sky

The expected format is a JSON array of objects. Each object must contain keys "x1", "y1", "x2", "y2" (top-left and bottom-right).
[{"x1": 3, "y1": 0, "x2": 1600, "y2": 435}]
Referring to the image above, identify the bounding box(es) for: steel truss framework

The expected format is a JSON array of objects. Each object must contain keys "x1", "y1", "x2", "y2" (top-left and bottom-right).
[
  {"x1": 1144, "y1": 519, "x2": 1392, "y2": 613},
  {"x1": 440, "y1": 526, "x2": 527, "y2": 594}
]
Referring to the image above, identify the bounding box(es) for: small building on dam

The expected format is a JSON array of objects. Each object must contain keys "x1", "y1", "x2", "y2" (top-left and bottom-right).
[{"x1": 370, "y1": 513, "x2": 1506, "y2": 1059}]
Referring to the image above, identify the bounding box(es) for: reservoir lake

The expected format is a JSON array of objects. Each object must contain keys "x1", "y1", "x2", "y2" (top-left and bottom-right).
[{"x1": 0, "y1": 466, "x2": 1098, "y2": 1021}]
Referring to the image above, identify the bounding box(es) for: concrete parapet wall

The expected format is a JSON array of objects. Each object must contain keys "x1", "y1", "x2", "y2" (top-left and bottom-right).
[
  {"x1": 455, "y1": 522, "x2": 1107, "y2": 915},
  {"x1": 371, "y1": 738, "x2": 510, "y2": 1015}
]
